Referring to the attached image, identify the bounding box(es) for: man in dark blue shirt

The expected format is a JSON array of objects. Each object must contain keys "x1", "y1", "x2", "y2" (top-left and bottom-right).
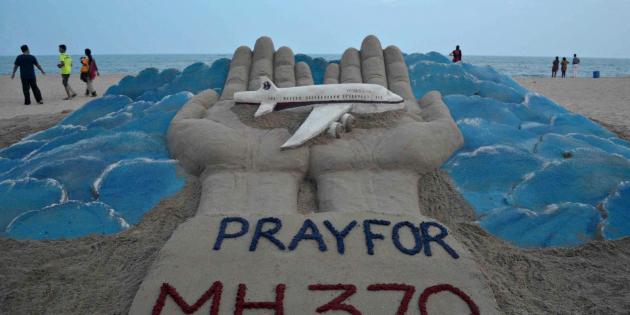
[{"x1": 11, "y1": 45, "x2": 46, "y2": 105}]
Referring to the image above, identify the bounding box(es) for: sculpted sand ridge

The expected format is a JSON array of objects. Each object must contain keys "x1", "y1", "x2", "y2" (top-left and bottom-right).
[{"x1": 133, "y1": 35, "x2": 499, "y2": 313}]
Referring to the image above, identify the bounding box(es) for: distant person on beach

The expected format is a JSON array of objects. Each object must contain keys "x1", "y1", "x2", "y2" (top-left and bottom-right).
[
  {"x1": 57, "y1": 44, "x2": 77, "y2": 100},
  {"x1": 552, "y1": 57, "x2": 559, "y2": 78},
  {"x1": 80, "y1": 55, "x2": 89, "y2": 84},
  {"x1": 561, "y1": 57, "x2": 569, "y2": 78},
  {"x1": 572, "y1": 54, "x2": 581, "y2": 78},
  {"x1": 11, "y1": 45, "x2": 45, "y2": 105},
  {"x1": 82, "y1": 48, "x2": 99, "y2": 97},
  {"x1": 449, "y1": 45, "x2": 462, "y2": 63}
]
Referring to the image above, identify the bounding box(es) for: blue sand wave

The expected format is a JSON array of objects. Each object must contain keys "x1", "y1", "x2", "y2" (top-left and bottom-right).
[
  {"x1": 6, "y1": 201, "x2": 126, "y2": 240},
  {"x1": 0, "y1": 59, "x2": 228, "y2": 239},
  {"x1": 410, "y1": 53, "x2": 630, "y2": 247},
  {"x1": 0, "y1": 56, "x2": 236, "y2": 240},
  {"x1": 1, "y1": 53, "x2": 629, "y2": 247}
]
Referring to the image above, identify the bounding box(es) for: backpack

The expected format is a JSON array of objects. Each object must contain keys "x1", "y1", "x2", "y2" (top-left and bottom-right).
[{"x1": 80, "y1": 57, "x2": 89, "y2": 74}]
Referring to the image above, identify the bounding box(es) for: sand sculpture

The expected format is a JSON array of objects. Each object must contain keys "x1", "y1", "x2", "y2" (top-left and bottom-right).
[
  {"x1": 132, "y1": 35, "x2": 500, "y2": 314},
  {"x1": 167, "y1": 35, "x2": 464, "y2": 215}
]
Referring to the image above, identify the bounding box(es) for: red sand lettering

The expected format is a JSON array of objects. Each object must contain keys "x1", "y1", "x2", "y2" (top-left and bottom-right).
[{"x1": 151, "y1": 282, "x2": 478, "y2": 314}]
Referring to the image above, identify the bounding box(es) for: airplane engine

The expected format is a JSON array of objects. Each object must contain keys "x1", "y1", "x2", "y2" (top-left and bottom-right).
[
  {"x1": 340, "y1": 113, "x2": 355, "y2": 132},
  {"x1": 327, "y1": 122, "x2": 344, "y2": 138}
]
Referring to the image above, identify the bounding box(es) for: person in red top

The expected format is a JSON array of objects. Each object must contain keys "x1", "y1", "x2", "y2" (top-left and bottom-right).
[
  {"x1": 450, "y1": 45, "x2": 462, "y2": 63},
  {"x1": 84, "y1": 48, "x2": 99, "y2": 97}
]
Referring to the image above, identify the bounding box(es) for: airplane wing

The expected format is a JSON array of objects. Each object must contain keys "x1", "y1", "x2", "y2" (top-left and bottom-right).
[
  {"x1": 255, "y1": 101, "x2": 277, "y2": 117},
  {"x1": 281, "y1": 103, "x2": 352, "y2": 149}
]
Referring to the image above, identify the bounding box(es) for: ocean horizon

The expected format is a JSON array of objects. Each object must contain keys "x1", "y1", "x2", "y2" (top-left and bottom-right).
[{"x1": 3, "y1": 54, "x2": 630, "y2": 78}]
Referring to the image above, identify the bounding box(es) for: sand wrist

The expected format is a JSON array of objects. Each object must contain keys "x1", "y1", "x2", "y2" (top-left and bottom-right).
[
  {"x1": 198, "y1": 171, "x2": 303, "y2": 215},
  {"x1": 314, "y1": 170, "x2": 420, "y2": 214}
]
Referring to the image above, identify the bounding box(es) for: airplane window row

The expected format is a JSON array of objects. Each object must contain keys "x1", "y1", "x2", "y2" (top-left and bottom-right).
[
  {"x1": 274, "y1": 95, "x2": 346, "y2": 101},
  {"x1": 341, "y1": 94, "x2": 381, "y2": 100},
  {"x1": 268, "y1": 94, "x2": 383, "y2": 102},
  {"x1": 303, "y1": 95, "x2": 341, "y2": 100}
]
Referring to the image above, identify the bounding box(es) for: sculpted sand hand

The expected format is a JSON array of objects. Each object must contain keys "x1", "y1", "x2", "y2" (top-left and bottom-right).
[
  {"x1": 169, "y1": 35, "x2": 463, "y2": 216},
  {"x1": 310, "y1": 35, "x2": 464, "y2": 214},
  {"x1": 168, "y1": 37, "x2": 309, "y2": 215}
]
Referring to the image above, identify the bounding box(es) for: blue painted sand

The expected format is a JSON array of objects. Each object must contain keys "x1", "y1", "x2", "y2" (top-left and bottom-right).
[
  {"x1": 405, "y1": 53, "x2": 630, "y2": 247},
  {"x1": 0, "y1": 58, "x2": 229, "y2": 240},
  {"x1": 2, "y1": 54, "x2": 629, "y2": 247}
]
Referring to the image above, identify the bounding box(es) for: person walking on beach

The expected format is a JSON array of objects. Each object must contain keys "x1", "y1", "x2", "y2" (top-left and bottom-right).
[
  {"x1": 561, "y1": 57, "x2": 570, "y2": 78},
  {"x1": 552, "y1": 57, "x2": 560, "y2": 78},
  {"x1": 80, "y1": 55, "x2": 89, "y2": 88},
  {"x1": 83, "y1": 48, "x2": 99, "y2": 97},
  {"x1": 572, "y1": 54, "x2": 581, "y2": 78},
  {"x1": 11, "y1": 45, "x2": 45, "y2": 105},
  {"x1": 450, "y1": 45, "x2": 462, "y2": 63},
  {"x1": 58, "y1": 44, "x2": 77, "y2": 100}
]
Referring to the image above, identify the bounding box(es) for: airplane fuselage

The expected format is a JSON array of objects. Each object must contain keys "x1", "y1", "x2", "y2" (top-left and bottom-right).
[
  {"x1": 233, "y1": 77, "x2": 406, "y2": 148},
  {"x1": 234, "y1": 83, "x2": 404, "y2": 112}
]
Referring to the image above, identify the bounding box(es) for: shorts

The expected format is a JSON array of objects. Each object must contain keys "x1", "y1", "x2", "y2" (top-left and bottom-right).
[{"x1": 62, "y1": 74, "x2": 71, "y2": 86}]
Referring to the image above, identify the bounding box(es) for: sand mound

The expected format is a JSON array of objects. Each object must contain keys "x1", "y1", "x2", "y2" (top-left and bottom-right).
[
  {"x1": 0, "y1": 112, "x2": 68, "y2": 148},
  {"x1": 0, "y1": 176, "x2": 200, "y2": 315},
  {"x1": 2, "y1": 163, "x2": 630, "y2": 314},
  {"x1": 2, "y1": 80, "x2": 630, "y2": 313},
  {"x1": 418, "y1": 170, "x2": 630, "y2": 314},
  {"x1": 456, "y1": 224, "x2": 630, "y2": 314}
]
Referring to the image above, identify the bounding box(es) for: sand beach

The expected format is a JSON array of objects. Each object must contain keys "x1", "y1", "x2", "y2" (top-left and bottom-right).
[
  {"x1": 2, "y1": 75, "x2": 628, "y2": 150},
  {"x1": 0, "y1": 73, "x2": 629, "y2": 314},
  {"x1": 516, "y1": 77, "x2": 630, "y2": 140},
  {"x1": 0, "y1": 74, "x2": 126, "y2": 119},
  {"x1": 3, "y1": 0, "x2": 630, "y2": 312}
]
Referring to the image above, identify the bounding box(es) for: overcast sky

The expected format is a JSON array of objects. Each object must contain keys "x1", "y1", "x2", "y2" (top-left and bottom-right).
[{"x1": 1, "y1": 0, "x2": 629, "y2": 58}]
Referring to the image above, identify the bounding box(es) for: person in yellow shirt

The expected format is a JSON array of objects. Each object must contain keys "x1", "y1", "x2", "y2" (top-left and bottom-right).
[{"x1": 57, "y1": 44, "x2": 77, "y2": 100}]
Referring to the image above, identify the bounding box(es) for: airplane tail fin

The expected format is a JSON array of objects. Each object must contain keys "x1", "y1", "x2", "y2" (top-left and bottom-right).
[{"x1": 258, "y1": 76, "x2": 277, "y2": 91}]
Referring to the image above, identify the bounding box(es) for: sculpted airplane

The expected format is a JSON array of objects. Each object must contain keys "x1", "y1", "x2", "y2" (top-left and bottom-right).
[{"x1": 234, "y1": 76, "x2": 405, "y2": 149}]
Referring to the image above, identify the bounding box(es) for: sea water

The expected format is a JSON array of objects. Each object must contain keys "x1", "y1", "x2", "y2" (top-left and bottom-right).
[{"x1": 2, "y1": 54, "x2": 630, "y2": 77}]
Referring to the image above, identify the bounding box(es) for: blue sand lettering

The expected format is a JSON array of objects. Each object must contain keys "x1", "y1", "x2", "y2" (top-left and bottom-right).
[
  {"x1": 288, "y1": 219, "x2": 327, "y2": 252},
  {"x1": 213, "y1": 217, "x2": 249, "y2": 250},
  {"x1": 392, "y1": 221, "x2": 422, "y2": 255},
  {"x1": 249, "y1": 217, "x2": 286, "y2": 251},
  {"x1": 420, "y1": 222, "x2": 459, "y2": 259},
  {"x1": 363, "y1": 219, "x2": 391, "y2": 255},
  {"x1": 323, "y1": 220, "x2": 357, "y2": 254}
]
